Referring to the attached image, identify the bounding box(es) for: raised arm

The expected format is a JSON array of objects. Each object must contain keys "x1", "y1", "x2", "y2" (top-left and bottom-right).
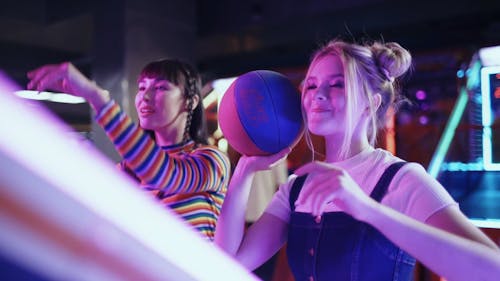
[
  {"x1": 27, "y1": 62, "x2": 229, "y2": 194},
  {"x1": 215, "y1": 150, "x2": 290, "y2": 270},
  {"x1": 27, "y1": 62, "x2": 110, "y2": 112}
]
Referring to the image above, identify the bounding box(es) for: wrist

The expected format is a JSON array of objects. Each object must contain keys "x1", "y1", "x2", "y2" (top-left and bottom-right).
[
  {"x1": 353, "y1": 197, "x2": 379, "y2": 223},
  {"x1": 88, "y1": 88, "x2": 111, "y2": 112},
  {"x1": 236, "y1": 156, "x2": 262, "y2": 174},
  {"x1": 231, "y1": 158, "x2": 257, "y2": 183}
]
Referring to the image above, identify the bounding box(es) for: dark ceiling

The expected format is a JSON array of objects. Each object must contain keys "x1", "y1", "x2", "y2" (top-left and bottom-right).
[
  {"x1": 1, "y1": 0, "x2": 499, "y2": 84},
  {"x1": 195, "y1": 0, "x2": 500, "y2": 77}
]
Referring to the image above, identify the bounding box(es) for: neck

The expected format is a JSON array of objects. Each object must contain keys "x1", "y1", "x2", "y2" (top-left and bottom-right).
[
  {"x1": 153, "y1": 128, "x2": 184, "y2": 146},
  {"x1": 324, "y1": 115, "x2": 373, "y2": 162},
  {"x1": 324, "y1": 133, "x2": 371, "y2": 163}
]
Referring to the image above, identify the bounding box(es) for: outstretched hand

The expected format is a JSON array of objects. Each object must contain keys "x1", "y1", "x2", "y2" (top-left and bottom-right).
[
  {"x1": 27, "y1": 62, "x2": 110, "y2": 111},
  {"x1": 294, "y1": 161, "x2": 375, "y2": 218}
]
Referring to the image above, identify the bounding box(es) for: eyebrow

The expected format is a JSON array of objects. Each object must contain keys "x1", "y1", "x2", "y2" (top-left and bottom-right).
[
  {"x1": 138, "y1": 78, "x2": 170, "y2": 84},
  {"x1": 306, "y1": 73, "x2": 343, "y2": 81}
]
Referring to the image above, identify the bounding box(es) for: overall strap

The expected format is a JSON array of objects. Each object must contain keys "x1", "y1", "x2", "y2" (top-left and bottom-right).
[
  {"x1": 370, "y1": 162, "x2": 407, "y2": 202},
  {"x1": 289, "y1": 175, "x2": 308, "y2": 211},
  {"x1": 288, "y1": 162, "x2": 406, "y2": 210}
]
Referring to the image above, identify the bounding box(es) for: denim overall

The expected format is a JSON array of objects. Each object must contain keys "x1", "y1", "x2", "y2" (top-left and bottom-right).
[{"x1": 287, "y1": 162, "x2": 416, "y2": 281}]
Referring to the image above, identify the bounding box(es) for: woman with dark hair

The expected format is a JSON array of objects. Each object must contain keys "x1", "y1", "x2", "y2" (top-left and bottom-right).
[
  {"x1": 138, "y1": 59, "x2": 208, "y2": 145},
  {"x1": 27, "y1": 59, "x2": 230, "y2": 241}
]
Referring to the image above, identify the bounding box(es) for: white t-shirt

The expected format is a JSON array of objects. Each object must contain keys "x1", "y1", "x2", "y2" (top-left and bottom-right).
[{"x1": 265, "y1": 148, "x2": 457, "y2": 223}]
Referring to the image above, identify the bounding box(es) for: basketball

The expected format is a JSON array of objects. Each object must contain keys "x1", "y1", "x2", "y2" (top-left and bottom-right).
[{"x1": 218, "y1": 70, "x2": 304, "y2": 156}]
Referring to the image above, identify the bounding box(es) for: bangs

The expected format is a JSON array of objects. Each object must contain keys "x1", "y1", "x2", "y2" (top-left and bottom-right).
[{"x1": 138, "y1": 60, "x2": 183, "y2": 86}]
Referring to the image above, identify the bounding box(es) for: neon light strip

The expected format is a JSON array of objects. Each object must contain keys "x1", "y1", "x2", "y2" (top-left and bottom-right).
[
  {"x1": 440, "y1": 162, "x2": 484, "y2": 171},
  {"x1": 481, "y1": 66, "x2": 500, "y2": 171},
  {"x1": 15, "y1": 90, "x2": 86, "y2": 104},
  {"x1": 470, "y1": 218, "x2": 500, "y2": 229},
  {"x1": 478, "y1": 45, "x2": 500, "y2": 67},
  {"x1": 427, "y1": 87, "x2": 469, "y2": 178}
]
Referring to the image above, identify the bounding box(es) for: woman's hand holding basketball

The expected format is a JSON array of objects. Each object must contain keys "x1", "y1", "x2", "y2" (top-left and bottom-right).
[
  {"x1": 238, "y1": 147, "x2": 291, "y2": 174},
  {"x1": 294, "y1": 161, "x2": 375, "y2": 219},
  {"x1": 27, "y1": 62, "x2": 110, "y2": 111},
  {"x1": 229, "y1": 147, "x2": 290, "y2": 194}
]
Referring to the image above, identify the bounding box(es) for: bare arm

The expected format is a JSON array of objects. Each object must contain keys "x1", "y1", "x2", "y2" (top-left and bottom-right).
[
  {"x1": 295, "y1": 162, "x2": 500, "y2": 281},
  {"x1": 215, "y1": 150, "x2": 290, "y2": 270},
  {"x1": 359, "y1": 203, "x2": 500, "y2": 281},
  {"x1": 27, "y1": 62, "x2": 110, "y2": 112}
]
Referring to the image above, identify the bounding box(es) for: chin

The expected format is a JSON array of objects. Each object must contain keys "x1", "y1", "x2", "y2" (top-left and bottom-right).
[
  {"x1": 140, "y1": 126, "x2": 153, "y2": 131},
  {"x1": 138, "y1": 120, "x2": 155, "y2": 131},
  {"x1": 308, "y1": 124, "x2": 338, "y2": 136},
  {"x1": 308, "y1": 128, "x2": 326, "y2": 136}
]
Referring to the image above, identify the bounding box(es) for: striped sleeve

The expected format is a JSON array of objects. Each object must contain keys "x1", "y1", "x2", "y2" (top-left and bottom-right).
[
  {"x1": 174, "y1": 146, "x2": 231, "y2": 196},
  {"x1": 95, "y1": 100, "x2": 230, "y2": 195}
]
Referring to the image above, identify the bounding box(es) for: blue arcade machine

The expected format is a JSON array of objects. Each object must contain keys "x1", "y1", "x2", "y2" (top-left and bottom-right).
[{"x1": 428, "y1": 45, "x2": 500, "y2": 225}]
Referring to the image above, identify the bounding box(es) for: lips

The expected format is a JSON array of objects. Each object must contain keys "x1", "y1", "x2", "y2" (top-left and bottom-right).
[
  {"x1": 310, "y1": 107, "x2": 330, "y2": 113},
  {"x1": 139, "y1": 106, "x2": 155, "y2": 115}
]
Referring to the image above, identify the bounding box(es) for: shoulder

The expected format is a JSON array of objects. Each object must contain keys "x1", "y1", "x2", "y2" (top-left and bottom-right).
[
  {"x1": 264, "y1": 174, "x2": 298, "y2": 223},
  {"x1": 384, "y1": 160, "x2": 457, "y2": 221},
  {"x1": 344, "y1": 148, "x2": 404, "y2": 184},
  {"x1": 371, "y1": 148, "x2": 405, "y2": 166},
  {"x1": 365, "y1": 149, "x2": 433, "y2": 182},
  {"x1": 189, "y1": 145, "x2": 231, "y2": 170},
  {"x1": 392, "y1": 161, "x2": 437, "y2": 187},
  {"x1": 192, "y1": 144, "x2": 225, "y2": 154},
  {"x1": 190, "y1": 145, "x2": 229, "y2": 160},
  {"x1": 374, "y1": 150, "x2": 441, "y2": 195},
  {"x1": 342, "y1": 148, "x2": 402, "y2": 171}
]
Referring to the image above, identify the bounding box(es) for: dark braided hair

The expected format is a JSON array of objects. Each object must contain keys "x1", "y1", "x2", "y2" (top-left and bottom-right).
[{"x1": 139, "y1": 59, "x2": 208, "y2": 145}]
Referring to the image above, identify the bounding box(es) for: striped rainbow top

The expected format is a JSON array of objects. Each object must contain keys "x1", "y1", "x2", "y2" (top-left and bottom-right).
[{"x1": 95, "y1": 100, "x2": 230, "y2": 241}]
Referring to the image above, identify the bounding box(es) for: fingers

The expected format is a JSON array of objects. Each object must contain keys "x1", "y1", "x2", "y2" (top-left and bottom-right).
[
  {"x1": 296, "y1": 179, "x2": 335, "y2": 217},
  {"x1": 294, "y1": 166, "x2": 371, "y2": 218},
  {"x1": 27, "y1": 65, "x2": 52, "y2": 88},
  {"x1": 294, "y1": 164, "x2": 344, "y2": 216},
  {"x1": 295, "y1": 173, "x2": 328, "y2": 205},
  {"x1": 310, "y1": 184, "x2": 328, "y2": 216},
  {"x1": 26, "y1": 63, "x2": 69, "y2": 91},
  {"x1": 27, "y1": 64, "x2": 52, "y2": 80}
]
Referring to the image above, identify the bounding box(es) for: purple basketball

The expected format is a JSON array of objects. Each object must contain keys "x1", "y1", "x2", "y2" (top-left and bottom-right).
[{"x1": 218, "y1": 70, "x2": 304, "y2": 156}]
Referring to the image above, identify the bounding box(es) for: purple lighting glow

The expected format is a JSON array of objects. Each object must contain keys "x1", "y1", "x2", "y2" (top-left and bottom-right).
[
  {"x1": 419, "y1": 115, "x2": 429, "y2": 125},
  {"x1": 416, "y1": 90, "x2": 427, "y2": 100}
]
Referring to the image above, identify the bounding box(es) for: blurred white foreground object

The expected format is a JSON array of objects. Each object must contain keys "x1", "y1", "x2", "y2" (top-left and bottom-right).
[{"x1": 0, "y1": 71, "x2": 258, "y2": 281}]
